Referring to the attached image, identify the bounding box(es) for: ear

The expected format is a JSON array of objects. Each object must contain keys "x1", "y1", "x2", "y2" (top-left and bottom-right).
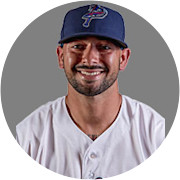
[
  {"x1": 57, "y1": 46, "x2": 64, "y2": 69},
  {"x1": 120, "y1": 48, "x2": 131, "y2": 71}
]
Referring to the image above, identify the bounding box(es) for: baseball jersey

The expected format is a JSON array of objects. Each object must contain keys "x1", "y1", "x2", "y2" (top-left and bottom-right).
[{"x1": 16, "y1": 95, "x2": 165, "y2": 179}]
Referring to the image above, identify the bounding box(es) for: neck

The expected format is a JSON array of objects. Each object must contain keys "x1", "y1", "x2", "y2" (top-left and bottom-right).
[{"x1": 65, "y1": 80, "x2": 122, "y2": 137}]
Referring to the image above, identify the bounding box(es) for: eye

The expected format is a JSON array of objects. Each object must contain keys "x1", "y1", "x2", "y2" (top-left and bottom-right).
[
  {"x1": 98, "y1": 45, "x2": 111, "y2": 50},
  {"x1": 72, "y1": 44, "x2": 85, "y2": 50}
]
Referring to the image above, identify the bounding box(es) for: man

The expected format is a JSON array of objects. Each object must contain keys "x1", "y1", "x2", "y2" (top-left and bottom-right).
[{"x1": 16, "y1": 4, "x2": 165, "y2": 179}]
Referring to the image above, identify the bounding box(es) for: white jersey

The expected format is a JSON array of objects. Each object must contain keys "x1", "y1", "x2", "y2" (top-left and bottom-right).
[{"x1": 16, "y1": 95, "x2": 165, "y2": 179}]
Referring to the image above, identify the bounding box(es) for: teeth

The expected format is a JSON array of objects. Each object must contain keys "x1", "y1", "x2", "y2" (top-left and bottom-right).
[{"x1": 81, "y1": 71, "x2": 101, "y2": 76}]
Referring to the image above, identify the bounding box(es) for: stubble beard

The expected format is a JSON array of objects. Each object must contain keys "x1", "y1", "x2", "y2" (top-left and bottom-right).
[{"x1": 64, "y1": 65, "x2": 120, "y2": 97}]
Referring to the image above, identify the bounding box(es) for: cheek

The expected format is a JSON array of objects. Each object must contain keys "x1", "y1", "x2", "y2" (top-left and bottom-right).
[
  {"x1": 64, "y1": 51, "x2": 79, "y2": 69},
  {"x1": 102, "y1": 54, "x2": 120, "y2": 70}
]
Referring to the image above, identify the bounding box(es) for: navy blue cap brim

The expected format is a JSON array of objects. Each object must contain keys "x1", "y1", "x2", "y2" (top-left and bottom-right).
[{"x1": 58, "y1": 32, "x2": 128, "y2": 49}]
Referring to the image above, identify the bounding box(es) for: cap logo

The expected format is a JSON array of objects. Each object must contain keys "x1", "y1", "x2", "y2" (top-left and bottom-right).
[{"x1": 82, "y1": 4, "x2": 108, "y2": 28}]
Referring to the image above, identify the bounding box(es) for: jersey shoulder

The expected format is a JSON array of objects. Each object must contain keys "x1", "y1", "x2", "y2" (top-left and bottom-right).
[
  {"x1": 16, "y1": 96, "x2": 65, "y2": 144},
  {"x1": 122, "y1": 95, "x2": 165, "y2": 123},
  {"x1": 122, "y1": 95, "x2": 165, "y2": 147}
]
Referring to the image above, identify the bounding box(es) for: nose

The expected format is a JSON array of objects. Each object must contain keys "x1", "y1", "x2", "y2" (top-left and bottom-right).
[{"x1": 82, "y1": 44, "x2": 100, "y2": 65}]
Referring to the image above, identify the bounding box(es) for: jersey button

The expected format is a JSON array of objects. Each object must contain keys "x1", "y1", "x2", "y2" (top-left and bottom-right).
[
  {"x1": 89, "y1": 172, "x2": 94, "y2": 179},
  {"x1": 90, "y1": 153, "x2": 97, "y2": 159}
]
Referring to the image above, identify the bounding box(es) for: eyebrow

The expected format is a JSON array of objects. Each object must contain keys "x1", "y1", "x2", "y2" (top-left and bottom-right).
[{"x1": 62, "y1": 36, "x2": 125, "y2": 49}]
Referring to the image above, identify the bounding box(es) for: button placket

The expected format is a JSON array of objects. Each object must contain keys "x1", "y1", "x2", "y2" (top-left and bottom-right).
[
  {"x1": 87, "y1": 151, "x2": 99, "y2": 179},
  {"x1": 82, "y1": 141, "x2": 102, "y2": 179}
]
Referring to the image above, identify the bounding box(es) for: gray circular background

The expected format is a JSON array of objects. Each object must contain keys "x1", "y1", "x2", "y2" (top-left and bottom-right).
[{"x1": 1, "y1": 1, "x2": 179, "y2": 138}]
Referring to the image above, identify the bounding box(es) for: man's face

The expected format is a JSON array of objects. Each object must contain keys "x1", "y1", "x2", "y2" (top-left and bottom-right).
[{"x1": 57, "y1": 36, "x2": 129, "y2": 96}]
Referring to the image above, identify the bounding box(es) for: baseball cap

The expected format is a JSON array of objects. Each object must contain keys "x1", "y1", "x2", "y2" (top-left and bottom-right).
[{"x1": 59, "y1": 4, "x2": 128, "y2": 49}]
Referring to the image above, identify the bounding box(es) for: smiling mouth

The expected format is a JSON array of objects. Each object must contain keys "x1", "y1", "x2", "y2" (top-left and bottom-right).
[
  {"x1": 75, "y1": 69, "x2": 105, "y2": 82},
  {"x1": 74, "y1": 65, "x2": 107, "y2": 81},
  {"x1": 80, "y1": 71, "x2": 101, "y2": 76}
]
